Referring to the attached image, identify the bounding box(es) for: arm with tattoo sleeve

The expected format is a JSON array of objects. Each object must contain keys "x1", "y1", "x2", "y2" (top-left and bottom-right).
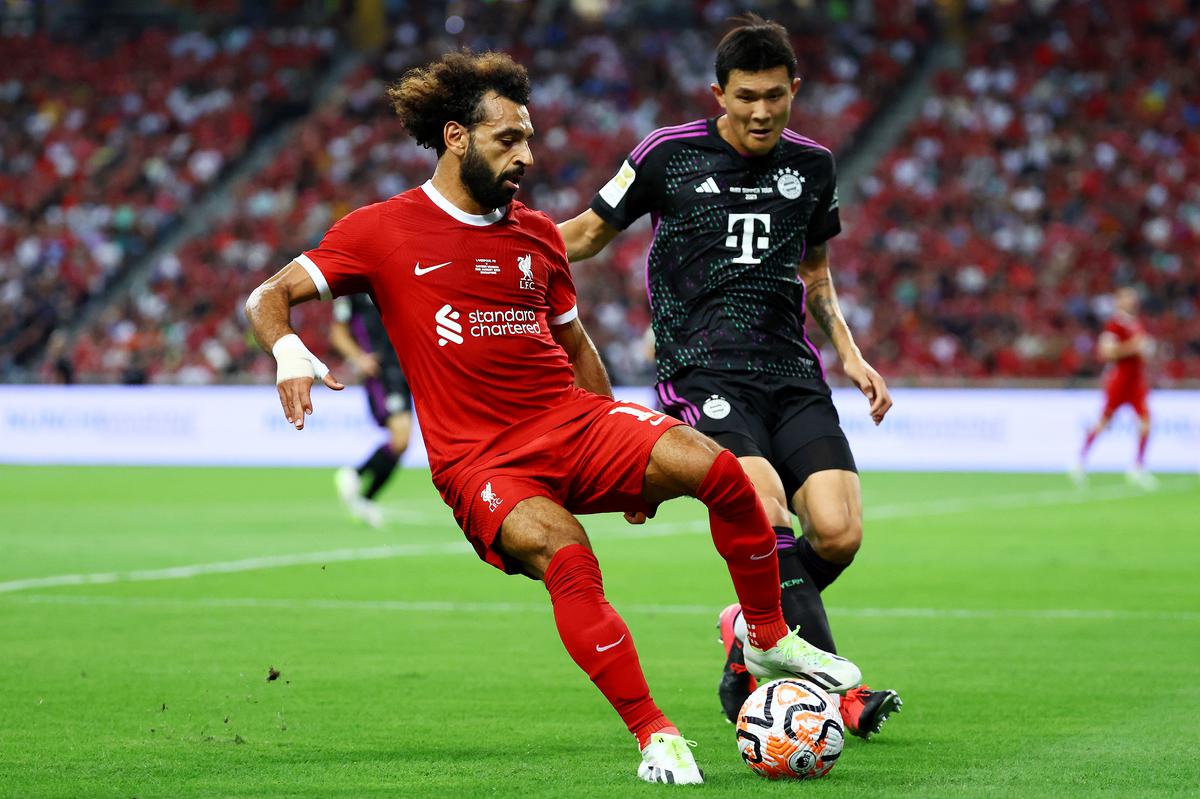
[{"x1": 798, "y1": 243, "x2": 893, "y2": 424}]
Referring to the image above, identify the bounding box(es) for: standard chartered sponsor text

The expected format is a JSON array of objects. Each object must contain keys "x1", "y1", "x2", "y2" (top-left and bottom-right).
[{"x1": 468, "y1": 308, "x2": 541, "y2": 337}]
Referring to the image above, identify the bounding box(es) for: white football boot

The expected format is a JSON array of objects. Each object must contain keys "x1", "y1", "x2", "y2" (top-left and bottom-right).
[
  {"x1": 357, "y1": 498, "x2": 385, "y2": 529},
  {"x1": 334, "y1": 467, "x2": 384, "y2": 528},
  {"x1": 743, "y1": 627, "x2": 862, "y2": 694},
  {"x1": 335, "y1": 467, "x2": 363, "y2": 511},
  {"x1": 1126, "y1": 467, "x2": 1159, "y2": 491},
  {"x1": 637, "y1": 733, "x2": 703, "y2": 785}
]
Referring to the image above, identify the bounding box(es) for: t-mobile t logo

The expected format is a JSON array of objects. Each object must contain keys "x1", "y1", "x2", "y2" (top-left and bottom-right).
[
  {"x1": 435, "y1": 304, "x2": 463, "y2": 346},
  {"x1": 725, "y1": 213, "x2": 771, "y2": 264}
]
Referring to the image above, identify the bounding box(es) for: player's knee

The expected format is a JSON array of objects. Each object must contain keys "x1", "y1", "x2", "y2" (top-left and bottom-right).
[
  {"x1": 761, "y1": 495, "x2": 791, "y2": 528},
  {"x1": 530, "y1": 538, "x2": 588, "y2": 579},
  {"x1": 810, "y1": 515, "x2": 861, "y2": 564},
  {"x1": 516, "y1": 524, "x2": 590, "y2": 579}
]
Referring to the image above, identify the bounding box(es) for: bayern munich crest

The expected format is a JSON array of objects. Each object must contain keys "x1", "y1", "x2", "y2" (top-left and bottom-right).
[
  {"x1": 776, "y1": 167, "x2": 805, "y2": 200},
  {"x1": 703, "y1": 394, "x2": 731, "y2": 419}
]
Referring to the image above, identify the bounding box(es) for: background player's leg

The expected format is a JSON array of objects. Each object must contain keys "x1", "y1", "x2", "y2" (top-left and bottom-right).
[
  {"x1": 1080, "y1": 413, "x2": 1112, "y2": 466},
  {"x1": 1073, "y1": 410, "x2": 1112, "y2": 485},
  {"x1": 1136, "y1": 414, "x2": 1151, "y2": 469},
  {"x1": 361, "y1": 412, "x2": 411, "y2": 499},
  {"x1": 739, "y1": 456, "x2": 836, "y2": 653},
  {"x1": 1128, "y1": 400, "x2": 1157, "y2": 489},
  {"x1": 791, "y1": 469, "x2": 863, "y2": 591},
  {"x1": 496, "y1": 496, "x2": 674, "y2": 748}
]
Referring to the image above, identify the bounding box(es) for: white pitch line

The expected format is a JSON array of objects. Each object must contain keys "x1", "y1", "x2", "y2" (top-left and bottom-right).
[
  {"x1": 0, "y1": 482, "x2": 1187, "y2": 595},
  {"x1": 0, "y1": 521, "x2": 710, "y2": 595},
  {"x1": 0, "y1": 542, "x2": 471, "y2": 594},
  {"x1": 3, "y1": 593, "x2": 1197, "y2": 623}
]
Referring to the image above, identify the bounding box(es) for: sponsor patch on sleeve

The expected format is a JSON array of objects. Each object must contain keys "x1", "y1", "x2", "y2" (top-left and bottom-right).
[{"x1": 598, "y1": 160, "x2": 637, "y2": 208}]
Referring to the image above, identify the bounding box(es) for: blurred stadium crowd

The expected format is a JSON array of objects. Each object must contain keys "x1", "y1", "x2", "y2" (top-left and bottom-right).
[
  {"x1": 838, "y1": 0, "x2": 1200, "y2": 382},
  {"x1": 1, "y1": 0, "x2": 1196, "y2": 386},
  {"x1": 1, "y1": 22, "x2": 337, "y2": 378}
]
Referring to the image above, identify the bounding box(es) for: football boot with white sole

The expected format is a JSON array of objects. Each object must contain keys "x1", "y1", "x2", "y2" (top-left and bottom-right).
[
  {"x1": 743, "y1": 627, "x2": 862, "y2": 694},
  {"x1": 637, "y1": 733, "x2": 703, "y2": 785}
]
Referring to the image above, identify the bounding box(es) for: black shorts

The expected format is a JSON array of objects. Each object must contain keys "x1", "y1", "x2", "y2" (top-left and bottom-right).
[
  {"x1": 656, "y1": 367, "x2": 856, "y2": 499},
  {"x1": 365, "y1": 374, "x2": 412, "y2": 427}
]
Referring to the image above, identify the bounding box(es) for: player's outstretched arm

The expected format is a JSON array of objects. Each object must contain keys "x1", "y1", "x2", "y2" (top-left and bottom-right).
[
  {"x1": 550, "y1": 317, "x2": 614, "y2": 398},
  {"x1": 557, "y1": 209, "x2": 621, "y2": 262},
  {"x1": 798, "y1": 243, "x2": 892, "y2": 425},
  {"x1": 245, "y1": 260, "x2": 344, "y2": 430}
]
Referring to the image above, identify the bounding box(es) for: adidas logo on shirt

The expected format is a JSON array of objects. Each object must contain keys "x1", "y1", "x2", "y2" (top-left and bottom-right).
[{"x1": 694, "y1": 177, "x2": 720, "y2": 194}]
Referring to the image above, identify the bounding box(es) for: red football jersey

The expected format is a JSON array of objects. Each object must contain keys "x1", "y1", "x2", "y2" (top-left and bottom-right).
[
  {"x1": 298, "y1": 182, "x2": 587, "y2": 487},
  {"x1": 1103, "y1": 313, "x2": 1145, "y2": 386}
]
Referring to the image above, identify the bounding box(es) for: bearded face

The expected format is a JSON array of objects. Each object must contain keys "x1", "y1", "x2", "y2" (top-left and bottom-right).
[{"x1": 460, "y1": 132, "x2": 524, "y2": 209}]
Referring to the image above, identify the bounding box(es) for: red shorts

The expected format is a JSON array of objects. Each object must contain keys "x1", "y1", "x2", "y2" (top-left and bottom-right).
[
  {"x1": 1102, "y1": 376, "x2": 1149, "y2": 419},
  {"x1": 439, "y1": 395, "x2": 683, "y2": 575}
]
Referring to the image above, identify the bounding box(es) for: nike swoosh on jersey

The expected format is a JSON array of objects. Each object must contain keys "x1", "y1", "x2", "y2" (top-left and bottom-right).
[
  {"x1": 595, "y1": 634, "x2": 626, "y2": 652},
  {"x1": 414, "y1": 261, "x2": 452, "y2": 276},
  {"x1": 749, "y1": 544, "x2": 778, "y2": 561}
]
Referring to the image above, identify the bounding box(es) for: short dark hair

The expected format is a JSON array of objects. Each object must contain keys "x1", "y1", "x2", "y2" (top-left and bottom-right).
[
  {"x1": 714, "y1": 13, "x2": 797, "y2": 88},
  {"x1": 387, "y1": 50, "x2": 531, "y2": 155}
]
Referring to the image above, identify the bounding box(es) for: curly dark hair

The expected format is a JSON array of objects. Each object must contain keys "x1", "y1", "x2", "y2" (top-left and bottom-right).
[{"x1": 388, "y1": 50, "x2": 531, "y2": 155}]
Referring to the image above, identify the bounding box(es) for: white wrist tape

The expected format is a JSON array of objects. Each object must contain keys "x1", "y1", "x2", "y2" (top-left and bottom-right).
[{"x1": 272, "y1": 333, "x2": 330, "y2": 384}]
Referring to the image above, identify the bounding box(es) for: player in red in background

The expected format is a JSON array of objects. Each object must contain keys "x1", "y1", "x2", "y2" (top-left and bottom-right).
[
  {"x1": 1073, "y1": 287, "x2": 1157, "y2": 489},
  {"x1": 243, "y1": 51, "x2": 861, "y2": 785}
]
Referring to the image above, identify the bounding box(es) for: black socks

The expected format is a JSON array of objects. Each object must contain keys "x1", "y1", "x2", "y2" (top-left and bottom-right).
[
  {"x1": 775, "y1": 527, "x2": 838, "y2": 654},
  {"x1": 796, "y1": 536, "x2": 851, "y2": 592},
  {"x1": 357, "y1": 444, "x2": 400, "y2": 499}
]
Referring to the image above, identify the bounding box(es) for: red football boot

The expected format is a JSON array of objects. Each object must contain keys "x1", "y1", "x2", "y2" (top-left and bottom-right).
[
  {"x1": 839, "y1": 685, "x2": 902, "y2": 739},
  {"x1": 716, "y1": 603, "x2": 757, "y2": 723}
]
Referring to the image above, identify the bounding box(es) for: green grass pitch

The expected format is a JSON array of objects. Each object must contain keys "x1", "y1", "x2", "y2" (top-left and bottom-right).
[{"x1": 1, "y1": 466, "x2": 1197, "y2": 798}]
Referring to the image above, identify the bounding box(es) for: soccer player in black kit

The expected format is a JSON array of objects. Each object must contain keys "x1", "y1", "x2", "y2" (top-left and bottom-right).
[
  {"x1": 560, "y1": 14, "x2": 902, "y2": 738},
  {"x1": 329, "y1": 294, "x2": 412, "y2": 527}
]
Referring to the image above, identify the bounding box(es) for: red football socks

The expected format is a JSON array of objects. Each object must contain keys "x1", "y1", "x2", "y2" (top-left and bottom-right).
[
  {"x1": 543, "y1": 544, "x2": 671, "y2": 747},
  {"x1": 633, "y1": 717, "x2": 679, "y2": 750},
  {"x1": 1137, "y1": 431, "x2": 1149, "y2": 466},
  {"x1": 695, "y1": 450, "x2": 788, "y2": 650}
]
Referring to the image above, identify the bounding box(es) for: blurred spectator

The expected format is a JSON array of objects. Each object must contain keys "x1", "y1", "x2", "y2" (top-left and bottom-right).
[
  {"x1": 0, "y1": 25, "x2": 335, "y2": 376},
  {"x1": 62, "y1": 2, "x2": 933, "y2": 384},
  {"x1": 828, "y1": 0, "x2": 1200, "y2": 384}
]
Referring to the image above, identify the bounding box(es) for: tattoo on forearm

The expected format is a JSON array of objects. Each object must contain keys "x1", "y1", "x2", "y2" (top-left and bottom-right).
[{"x1": 806, "y1": 277, "x2": 839, "y2": 338}]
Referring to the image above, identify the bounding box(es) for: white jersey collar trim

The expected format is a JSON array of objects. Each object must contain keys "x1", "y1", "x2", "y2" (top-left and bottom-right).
[{"x1": 421, "y1": 180, "x2": 506, "y2": 226}]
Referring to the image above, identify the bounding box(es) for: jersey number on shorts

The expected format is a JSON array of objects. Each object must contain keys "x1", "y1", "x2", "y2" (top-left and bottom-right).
[{"x1": 609, "y1": 405, "x2": 669, "y2": 426}]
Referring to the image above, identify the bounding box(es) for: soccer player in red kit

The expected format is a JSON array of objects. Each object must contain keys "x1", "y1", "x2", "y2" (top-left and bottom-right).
[
  {"x1": 243, "y1": 51, "x2": 860, "y2": 784},
  {"x1": 1073, "y1": 287, "x2": 1156, "y2": 489}
]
